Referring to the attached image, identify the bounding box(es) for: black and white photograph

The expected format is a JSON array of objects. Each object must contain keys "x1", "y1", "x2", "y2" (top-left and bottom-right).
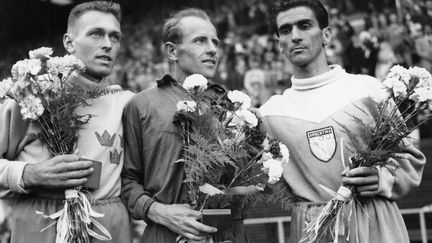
[{"x1": 0, "y1": 0, "x2": 432, "y2": 242}]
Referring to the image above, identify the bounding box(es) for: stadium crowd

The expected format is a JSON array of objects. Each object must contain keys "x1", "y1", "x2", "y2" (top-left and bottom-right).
[{"x1": 104, "y1": 0, "x2": 432, "y2": 110}]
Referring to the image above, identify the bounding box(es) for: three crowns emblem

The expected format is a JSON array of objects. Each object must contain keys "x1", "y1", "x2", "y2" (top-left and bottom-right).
[
  {"x1": 95, "y1": 130, "x2": 123, "y2": 164},
  {"x1": 95, "y1": 130, "x2": 116, "y2": 147},
  {"x1": 110, "y1": 149, "x2": 122, "y2": 164}
]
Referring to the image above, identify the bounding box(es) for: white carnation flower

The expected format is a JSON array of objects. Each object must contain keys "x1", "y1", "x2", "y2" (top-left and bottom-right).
[
  {"x1": 11, "y1": 59, "x2": 41, "y2": 80},
  {"x1": 262, "y1": 159, "x2": 283, "y2": 184},
  {"x1": 259, "y1": 152, "x2": 273, "y2": 163},
  {"x1": 387, "y1": 65, "x2": 410, "y2": 85},
  {"x1": 410, "y1": 88, "x2": 432, "y2": 102},
  {"x1": 15, "y1": 79, "x2": 30, "y2": 89},
  {"x1": 392, "y1": 80, "x2": 407, "y2": 98},
  {"x1": 279, "y1": 143, "x2": 290, "y2": 164},
  {"x1": 36, "y1": 75, "x2": 53, "y2": 94},
  {"x1": 261, "y1": 138, "x2": 270, "y2": 151},
  {"x1": 229, "y1": 111, "x2": 243, "y2": 127},
  {"x1": 49, "y1": 75, "x2": 63, "y2": 95},
  {"x1": 408, "y1": 66, "x2": 432, "y2": 90},
  {"x1": 19, "y1": 95, "x2": 44, "y2": 120},
  {"x1": 64, "y1": 55, "x2": 85, "y2": 70},
  {"x1": 176, "y1": 100, "x2": 197, "y2": 112},
  {"x1": 382, "y1": 77, "x2": 398, "y2": 89},
  {"x1": 228, "y1": 90, "x2": 251, "y2": 110},
  {"x1": 8, "y1": 83, "x2": 21, "y2": 97},
  {"x1": 47, "y1": 55, "x2": 85, "y2": 77},
  {"x1": 183, "y1": 74, "x2": 208, "y2": 91},
  {"x1": 236, "y1": 109, "x2": 258, "y2": 128},
  {"x1": 29, "y1": 47, "x2": 53, "y2": 59},
  {"x1": 11, "y1": 60, "x2": 26, "y2": 80},
  {"x1": 28, "y1": 59, "x2": 42, "y2": 75},
  {"x1": 0, "y1": 78, "x2": 14, "y2": 98}
]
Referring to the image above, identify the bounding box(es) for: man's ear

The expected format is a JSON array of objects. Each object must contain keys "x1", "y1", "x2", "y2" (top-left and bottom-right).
[
  {"x1": 322, "y1": 26, "x2": 332, "y2": 46},
  {"x1": 164, "y1": 42, "x2": 178, "y2": 62},
  {"x1": 63, "y1": 33, "x2": 75, "y2": 54}
]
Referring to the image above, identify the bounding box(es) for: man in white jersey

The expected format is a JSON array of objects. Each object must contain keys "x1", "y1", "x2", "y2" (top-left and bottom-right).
[{"x1": 260, "y1": 0, "x2": 425, "y2": 242}]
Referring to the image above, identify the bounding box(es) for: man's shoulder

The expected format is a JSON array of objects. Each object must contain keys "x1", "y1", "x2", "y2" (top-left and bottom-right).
[
  {"x1": 259, "y1": 94, "x2": 286, "y2": 117},
  {"x1": 124, "y1": 86, "x2": 160, "y2": 110},
  {"x1": 346, "y1": 72, "x2": 379, "y2": 81},
  {"x1": 343, "y1": 72, "x2": 382, "y2": 88},
  {"x1": 341, "y1": 72, "x2": 385, "y2": 102}
]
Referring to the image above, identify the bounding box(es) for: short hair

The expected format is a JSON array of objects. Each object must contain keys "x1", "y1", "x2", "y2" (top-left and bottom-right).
[
  {"x1": 162, "y1": 8, "x2": 211, "y2": 44},
  {"x1": 271, "y1": 0, "x2": 329, "y2": 35},
  {"x1": 67, "y1": 1, "x2": 121, "y2": 33}
]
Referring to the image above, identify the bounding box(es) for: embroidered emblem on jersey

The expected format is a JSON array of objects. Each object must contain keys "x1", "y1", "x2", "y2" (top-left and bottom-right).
[
  {"x1": 306, "y1": 126, "x2": 337, "y2": 162},
  {"x1": 110, "y1": 148, "x2": 122, "y2": 164},
  {"x1": 95, "y1": 130, "x2": 116, "y2": 147}
]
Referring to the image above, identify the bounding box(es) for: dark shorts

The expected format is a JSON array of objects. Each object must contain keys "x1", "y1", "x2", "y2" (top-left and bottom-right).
[{"x1": 9, "y1": 195, "x2": 132, "y2": 243}]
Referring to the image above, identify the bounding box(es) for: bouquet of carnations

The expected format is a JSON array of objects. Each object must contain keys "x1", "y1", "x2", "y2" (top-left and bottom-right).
[
  {"x1": 301, "y1": 65, "x2": 432, "y2": 243},
  {"x1": 0, "y1": 47, "x2": 111, "y2": 243},
  {"x1": 173, "y1": 74, "x2": 290, "y2": 242}
]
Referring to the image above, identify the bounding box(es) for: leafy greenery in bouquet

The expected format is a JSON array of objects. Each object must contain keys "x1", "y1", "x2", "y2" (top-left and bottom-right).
[
  {"x1": 0, "y1": 47, "x2": 111, "y2": 243},
  {"x1": 301, "y1": 65, "x2": 432, "y2": 243},
  {"x1": 173, "y1": 74, "x2": 290, "y2": 214}
]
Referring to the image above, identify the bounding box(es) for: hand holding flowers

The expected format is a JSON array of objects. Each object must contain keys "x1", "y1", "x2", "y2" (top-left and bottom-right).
[
  {"x1": 0, "y1": 47, "x2": 111, "y2": 243},
  {"x1": 301, "y1": 65, "x2": 432, "y2": 243},
  {"x1": 173, "y1": 75, "x2": 289, "y2": 229}
]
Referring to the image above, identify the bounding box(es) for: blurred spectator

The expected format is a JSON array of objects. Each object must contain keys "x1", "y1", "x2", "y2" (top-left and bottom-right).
[
  {"x1": 213, "y1": 58, "x2": 229, "y2": 86},
  {"x1": 332, "y1": 12, "x2": 355, "y2": 72},
  {"x1": 244, "y1": 56, "x2": 270, "y2": 107},
  {"x1": 268, "y1": 56, "x2": 292, "y2": 95},
  {"x1": 386, "y1": 12, "x2": 414, "y2": 67},
  {"x1": 415, "y1": 23, "x2": 432, "y2": 72},
  {"x1": 375, "y1": 41, "x2": 397, "y2": 81},
  {"x1": 410, "y1": 4, "x2": 431, "y2": 27},
  {"x1": 225, "y1": 53, "x2": 247, "y2": 91},
  {"x1": 358, "y1": 31, "x2": 379, "y2": 76},
  {"x1": 326, "y1": 33, "x2": 344, "y2": 66}
]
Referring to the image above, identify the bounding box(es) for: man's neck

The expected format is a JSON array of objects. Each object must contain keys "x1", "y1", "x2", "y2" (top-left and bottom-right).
[
  {"x1": 174, "y1": 72, "x2": 187, "y2": 85},
  {"x1": 81, "y1": 72, "x2": 103, "y2": 83},
  {"x1": 70, "y1": 73, "x2": 110, "y2": 90},
  {"x1": 292, "y1": 55, "x2": 330, "y2": 79},
  {"x1": 171, "y1": 63, "x2": 188, "y2": 85}
]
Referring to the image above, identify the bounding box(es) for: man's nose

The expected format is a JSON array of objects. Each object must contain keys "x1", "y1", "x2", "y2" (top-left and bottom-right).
[
  {"x1": 101, "y1": 35, "x2": 113, "y2": 50},
  {"x1": 291, "y1": 26, "x2": 302, "y2": 42},
  {"x1": 206, "y1": 40, "x2": 218, "y2": 55}
]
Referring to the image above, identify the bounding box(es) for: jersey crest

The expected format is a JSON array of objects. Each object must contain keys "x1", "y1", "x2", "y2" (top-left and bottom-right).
[{"x1": 306, "y1": 126, "x2": 337, "y2": 162}]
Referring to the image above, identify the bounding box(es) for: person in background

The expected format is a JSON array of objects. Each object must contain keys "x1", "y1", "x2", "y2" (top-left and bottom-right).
[{"x1": 415, "y1": 23, "x2": 432, "y2": 72}]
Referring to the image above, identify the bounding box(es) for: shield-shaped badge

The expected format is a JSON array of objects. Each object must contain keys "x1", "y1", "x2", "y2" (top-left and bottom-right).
[{"x1": 306, "y1": 126, "x2": 337, "y2": 162}]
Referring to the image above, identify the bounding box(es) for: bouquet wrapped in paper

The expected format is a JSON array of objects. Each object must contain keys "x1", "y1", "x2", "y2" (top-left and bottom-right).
[
  {"x1": 173, "y1": 74, "x2": 290, "y2": 242},
  {"x1": 301, "y1": 65, "x2": 432, "y2": 243},
  {"x1": 0, "y1": 47, "x2": 111, "y2": 242}
]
